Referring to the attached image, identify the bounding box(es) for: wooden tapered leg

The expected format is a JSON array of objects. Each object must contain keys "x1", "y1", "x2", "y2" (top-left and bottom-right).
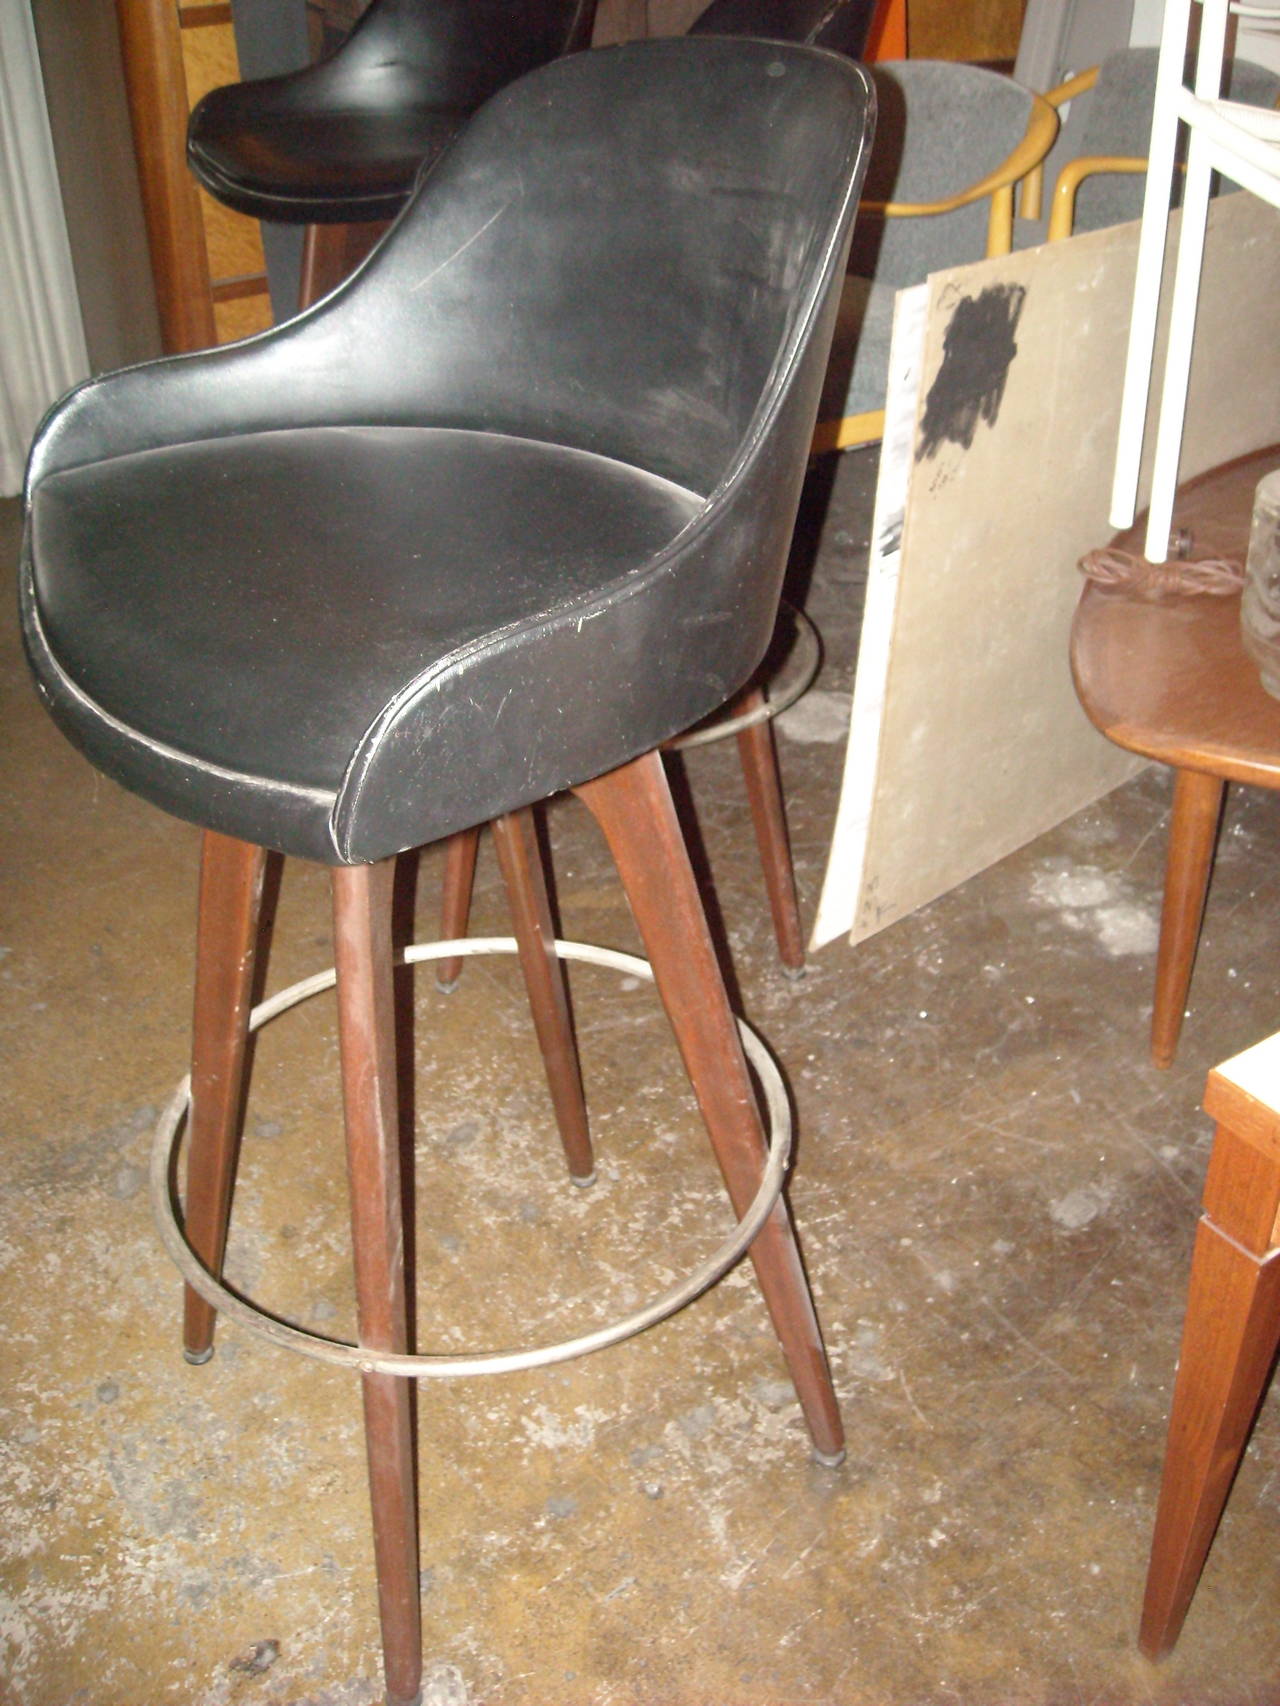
[
  {"x1": 734, "y1": 687, "x2": 805, "y2": 977},
  {"x1": 574, "y1": 751, "x2": 844, "y2": 1463},
  {"x1": 435, "y1": 826, "x2": 481, "y2": 992},
  {"x1": 492, "y1": 809, "x2": 594, "y2": 1185},
  {"x1": 299, "y1": 222, "x2": 351, "y2": 310},
  {"x1": 182, "y1": 831, "x2": 269, "y2": 1363},
  {"x1": 1152, "y1": 768, "x2": 1225, "y2": 1069},
  {"x1": 1141, "y1": 1056, "x2": 1280, "y2": 1658},
  {"x1": 332, "y1": 862, "x2": 421, "y2": 1706},
  {"x1": 299, "y1": 219, "x2": 389, "y2": 310}
]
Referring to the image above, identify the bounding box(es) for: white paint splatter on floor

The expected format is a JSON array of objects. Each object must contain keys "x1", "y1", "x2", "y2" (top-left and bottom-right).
[
  {"x1": 1049, "y1": 1184, "x2": 1111, "y2": 1231},
  {"x1": 777, "y1": 690, "x2": 852, "y2": 744},
  {"x1": 1029, "y1": 865, "x2": 1159, "y2": 957}
]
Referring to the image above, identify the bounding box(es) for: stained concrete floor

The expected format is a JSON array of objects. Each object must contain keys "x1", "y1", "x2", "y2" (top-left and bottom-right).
[{"x1": 4, "y1": 448, "x2": 1280, "y2": 1706}]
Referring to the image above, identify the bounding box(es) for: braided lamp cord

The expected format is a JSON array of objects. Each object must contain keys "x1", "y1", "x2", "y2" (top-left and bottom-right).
[{"x1": 1078, "y1": 546, "x2": 1245, "y2": 597}]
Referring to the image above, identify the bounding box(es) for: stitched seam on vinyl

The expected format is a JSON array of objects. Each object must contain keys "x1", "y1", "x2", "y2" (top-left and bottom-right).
[{"x1": 22, "y1": 574, "x2": 333, "y2": 809}]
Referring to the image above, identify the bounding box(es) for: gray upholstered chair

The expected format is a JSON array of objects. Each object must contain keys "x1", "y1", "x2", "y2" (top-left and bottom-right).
[
  {"x1": 1021, "y1": 46, "x2": 1280, "y2": 244},
  {"x1": 813, "y1": 60, "x2": 1058, "y2": 453}
]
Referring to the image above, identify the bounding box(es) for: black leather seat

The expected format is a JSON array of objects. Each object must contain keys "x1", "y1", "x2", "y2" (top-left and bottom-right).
[
  {"x1": 23, "y1": 40, "x2": 874, "y2": 1706},
  {"x1": 30, "y1": 422, "x2": 707, "y2": 863},
  {"x1": 186, "y1": 0, "x2": 597, "y2": 227}
]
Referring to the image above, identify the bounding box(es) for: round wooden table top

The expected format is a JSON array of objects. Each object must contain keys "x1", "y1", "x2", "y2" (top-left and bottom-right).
[{"x1": 1071, "y1": 447, "x2": 1280, "y2": 790}]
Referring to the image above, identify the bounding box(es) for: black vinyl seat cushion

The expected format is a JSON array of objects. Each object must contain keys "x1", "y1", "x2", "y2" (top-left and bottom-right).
[
  {"x1": 188, "y1": 96, "x2": 468, "y2": 224},
  {"x1": 27, "y1": 428, "x2": 701, "y2": 857},
  {"x1": 23, "y1": 39, "x2": 874, "y2": 866},
  {"x1": 186, "y1": 0, "x2": 597, "y2": 224}
]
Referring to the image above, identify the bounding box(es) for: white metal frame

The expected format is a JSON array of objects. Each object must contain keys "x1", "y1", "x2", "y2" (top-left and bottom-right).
[{"x1": 1111, "y1": 0, "x2": 1280, "y2": 561}]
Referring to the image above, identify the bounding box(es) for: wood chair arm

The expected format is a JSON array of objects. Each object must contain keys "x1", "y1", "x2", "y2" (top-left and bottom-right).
[
  {"x1": 1021, "y1": 64, "x2": 1100, "y2": 220},
  {"x1": 810, "y1": 407, "x2": 885, "y2": 456},
  {"x1": 862, "y1": 92, "x2": 1059, "y2": 257},
  {"x1": 1042, "y1": 63, "x2": 1101, "y2": 109},
  {"x1": 1046, "y1": 152, "x2": 1154, "y2": 241}
]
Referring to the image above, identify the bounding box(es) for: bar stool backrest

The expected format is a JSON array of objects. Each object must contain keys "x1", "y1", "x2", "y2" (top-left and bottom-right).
[{"x1": 35, "y1": 39, "x2": 870, "y2": 505}]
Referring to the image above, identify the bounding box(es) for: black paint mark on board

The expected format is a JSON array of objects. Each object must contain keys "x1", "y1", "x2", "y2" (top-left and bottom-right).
[{"x1": 916, "y1": 284, "x2": 1026, "y2": 461}]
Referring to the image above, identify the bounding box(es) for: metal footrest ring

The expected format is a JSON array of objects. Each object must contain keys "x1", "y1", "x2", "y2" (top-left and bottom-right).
[
  {"x1": 151, "y1": 937, "x2": 791, "y2": 1381},
  {"x1": 667, "y1": 602, "x2": 820, "y2": 750}
]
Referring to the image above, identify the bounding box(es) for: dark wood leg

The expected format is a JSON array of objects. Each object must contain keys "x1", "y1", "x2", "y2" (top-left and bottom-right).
[
  {"x1": 1152, "y1": 768, "x2": 1225, "y2": 1069},
  {"x1": 332, "y1": 862, "x2": 421, "y2": 1706},
  {"x1": 491, "y1": 809, "x2": 594, "y2": 1185},
  {"x1": 574, "y1": 751, "x2": 844, "y2": 1463},
  {"x1": 1140, "y1": 1067, "x2": 1280, "y2": 1658},
  {"x1": 299, "y1": 222, "x2": 350, "y2": 310},
  {"x1": 299, "y1": 219, "x2": 389, "y2": 311},
  {"x1": 734, "y1": 687, "x2": 805, "y2": 977},
  {"x1": 435, "y1": 826, "x2": 481, "y2": 993},
  {"x1": 182, "y1": 831, "x2": 268, "y2": 1363}
]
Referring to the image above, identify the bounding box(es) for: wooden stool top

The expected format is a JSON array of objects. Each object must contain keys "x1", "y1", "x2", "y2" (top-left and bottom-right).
[{"x1": 1071, "y1": 447, "x2": 1280, "y2": 789}]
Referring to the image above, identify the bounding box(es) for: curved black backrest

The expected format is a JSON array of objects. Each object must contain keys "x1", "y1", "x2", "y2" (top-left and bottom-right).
[
  {"x1": 33, "y1": 39, "x2": 874, "y2": 506},
  {"x1": 688, "y1": 0, "x2": 877, "y2": 59},
  {"x1": 310, "y1": 0, "x2": 597, "y2": 104},
  {"x1": 347, "y1": 38, "x2": 871, "y2": 491}
]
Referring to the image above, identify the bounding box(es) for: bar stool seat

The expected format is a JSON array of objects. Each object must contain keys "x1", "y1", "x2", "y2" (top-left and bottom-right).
[
  {"x1": 186, "y1": 0, "x2": 598, "y2": 227},
  {"x1": 187, "y1": 91, "x2": 464, "y2": 225},
  {"x1": 27, "y1": 425, "x2": 703, "y2": 861},
  {"x1": 21, "y1": 39, "x2": 874, "y2": 1706}
]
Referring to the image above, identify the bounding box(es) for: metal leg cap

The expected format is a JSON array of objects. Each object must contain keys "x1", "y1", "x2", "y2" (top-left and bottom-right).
[
  {"x1": 780, "y1": 961, "x2": 807, "y2": 983},
  {"x1": 570, "y1": 1169, "x2": 597, "y2": 1189},
  {"x1": 183, "y1": 1344, "x2": 215, "y2": 1366},
  {"x1": 435, "y1": 973, "x2": 462, "y2": 995},
  {"x1": 811, "y1": 1445, "x2": 846, "y2": 1470}
]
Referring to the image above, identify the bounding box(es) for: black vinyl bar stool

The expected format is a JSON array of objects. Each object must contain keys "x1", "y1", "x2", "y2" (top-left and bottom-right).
[
  {"x1": 434, "y1": 0, "x2": 883, "y2": 987},
  {"x1": 23, "y1": 40, "x2": 874, "y2": 1706},
  {"x1": 187, "y1": 0, "x2": 599, "y2": 307}
]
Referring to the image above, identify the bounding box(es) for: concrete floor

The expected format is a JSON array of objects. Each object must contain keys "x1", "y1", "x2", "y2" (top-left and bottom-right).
[{"x1": 4, "y1": 449, "x2": 1280, "y2": 1706}]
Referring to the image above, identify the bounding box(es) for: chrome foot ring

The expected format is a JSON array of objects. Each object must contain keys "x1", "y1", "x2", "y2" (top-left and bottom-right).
[
  {"x1": 668, "y1": 602, "x2": 820, "y2": 750},
  {"x1": 151, "y1": 937, "x2": 791, "y2": 1380}
]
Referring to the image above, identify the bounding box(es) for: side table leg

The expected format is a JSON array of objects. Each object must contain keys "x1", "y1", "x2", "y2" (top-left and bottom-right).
[
  {"x1": 1141, "y1": 1087, "x2": 1280, "y2": 1658},
  {"x1": 1151, "y1": 769, "x2": 1224, "y2": 1069}
]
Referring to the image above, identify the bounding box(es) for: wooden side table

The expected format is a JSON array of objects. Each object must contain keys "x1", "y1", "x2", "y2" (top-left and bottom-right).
[
  {"x1": 1070, "y1": 447, "x2": 1280, "y2": 1067},
  {"x1": 1141, "y1": 1029, "x2": 1280, "y2": 1656}
]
